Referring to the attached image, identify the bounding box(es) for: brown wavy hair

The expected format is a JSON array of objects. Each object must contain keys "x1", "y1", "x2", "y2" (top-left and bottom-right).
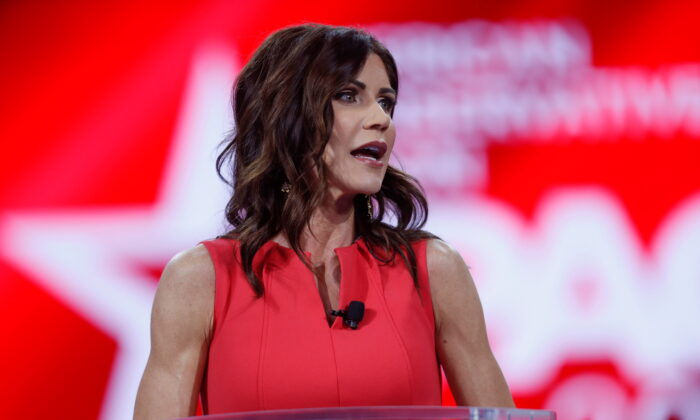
[{"x1": 216, "y1": 23, "x2": 437, "y2": 297}]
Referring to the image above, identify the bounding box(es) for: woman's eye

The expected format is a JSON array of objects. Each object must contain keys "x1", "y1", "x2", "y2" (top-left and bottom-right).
[
  {"x1": 335, "y1": 91, "x2": 357, "y2": 103},
  {"x1": 378, "y1": 97, "x2": 396, "y2": 112}
]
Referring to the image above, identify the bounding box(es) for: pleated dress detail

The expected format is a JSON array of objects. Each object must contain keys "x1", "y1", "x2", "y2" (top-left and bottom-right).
[{"x1": 199, "y1": 237, "x2": 441, "y2": 414}]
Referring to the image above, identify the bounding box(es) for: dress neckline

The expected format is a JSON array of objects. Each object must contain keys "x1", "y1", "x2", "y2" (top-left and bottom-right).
[
  {"x1": 261, "y1": 236, "x2": 369, "y2": 329},
  {"x1": 266, "y1": 236, "x2": 366, "y2": 257}
]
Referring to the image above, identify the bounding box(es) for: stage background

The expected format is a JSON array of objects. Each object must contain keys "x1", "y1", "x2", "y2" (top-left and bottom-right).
[{"x1": 1, "y1": 1, "x2": 699, "y2": 419}]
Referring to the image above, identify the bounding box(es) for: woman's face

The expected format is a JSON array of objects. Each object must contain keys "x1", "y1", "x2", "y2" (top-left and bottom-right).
[{"x1": 322, "y1": 53, "x2": 397, "y2": 200}]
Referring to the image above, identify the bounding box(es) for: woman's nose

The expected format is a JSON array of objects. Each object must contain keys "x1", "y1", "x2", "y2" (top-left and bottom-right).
[{"x1": 363, "y1": 101, "x2": 391, "y2": 131}]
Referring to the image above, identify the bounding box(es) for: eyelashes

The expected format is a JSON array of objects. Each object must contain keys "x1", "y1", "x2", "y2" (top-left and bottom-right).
[
  {"x1": 334, "y1": 89, "x2": 396, "y2": 113},
  {"x1": 334, "y1": 90, "x2": 358, "y2": 103},
  {"x1": 378, "y1": 96, "x2": 396, "y2": 112}
]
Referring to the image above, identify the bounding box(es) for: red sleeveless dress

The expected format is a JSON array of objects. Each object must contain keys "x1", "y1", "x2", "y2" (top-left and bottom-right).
[{"x1": 199, "y1": 237, "x2": 441, "y2": 414}]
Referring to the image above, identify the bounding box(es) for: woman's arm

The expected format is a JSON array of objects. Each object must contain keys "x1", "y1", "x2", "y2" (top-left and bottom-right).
[
  {"x1": 134, "y1": 244, "x2": 215, "y2": 419},
  {"x1": 426, "y1": 239, "x2": 515, "y2": 407}
]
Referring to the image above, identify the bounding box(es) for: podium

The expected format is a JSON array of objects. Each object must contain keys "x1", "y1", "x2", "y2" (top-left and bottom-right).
[{"x1": 180, "y1": 406, "x2": 556, "y2": 419}]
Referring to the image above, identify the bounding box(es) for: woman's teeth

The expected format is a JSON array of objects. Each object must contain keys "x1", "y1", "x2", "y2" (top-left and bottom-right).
[{"x1": 355, "y1": 154, "x2": 378, "y2": 161}]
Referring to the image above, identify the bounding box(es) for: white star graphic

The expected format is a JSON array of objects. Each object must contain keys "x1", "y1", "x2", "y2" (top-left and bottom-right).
[{"x1": 1, "y1": 42, "x2": 239, "y2": 420}]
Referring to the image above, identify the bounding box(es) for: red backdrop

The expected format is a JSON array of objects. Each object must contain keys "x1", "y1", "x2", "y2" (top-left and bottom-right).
[{"x1": 2, "y1": 1, "x2": 699, "y2": 419}]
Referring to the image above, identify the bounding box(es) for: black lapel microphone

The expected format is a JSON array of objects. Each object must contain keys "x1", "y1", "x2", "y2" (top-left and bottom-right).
[{"x1": 331, "y1": 301, "x2": 365, "y2": 329}]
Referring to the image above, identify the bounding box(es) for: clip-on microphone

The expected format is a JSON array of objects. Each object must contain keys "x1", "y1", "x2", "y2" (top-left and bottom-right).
[{"x1": 331, "y1": 300, "x2": 365, "y2": 329}]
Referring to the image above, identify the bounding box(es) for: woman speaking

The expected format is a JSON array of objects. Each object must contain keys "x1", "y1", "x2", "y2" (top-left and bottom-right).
[{"x1": 134, "y1": 23, "x2": 514, "y2": 419}]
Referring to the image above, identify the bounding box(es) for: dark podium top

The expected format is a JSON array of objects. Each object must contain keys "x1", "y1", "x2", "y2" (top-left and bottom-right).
[{"x1": 178, "y1": 406, "x2": 556, "y2": 419}]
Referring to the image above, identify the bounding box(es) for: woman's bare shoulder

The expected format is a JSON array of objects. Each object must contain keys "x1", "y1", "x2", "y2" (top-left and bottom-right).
[
  {"x1": 161, "y1": 244, "x2": 215, "y2": 289},
  {"x1": 153, "y1": 244, "x2": 215, "y2": 335},
  {"x1": 424, "y1": 238, "x2": 468, "y2": 279},
  {"x1": 424, "y1": 238, "x2": 481, "y2": 329}
]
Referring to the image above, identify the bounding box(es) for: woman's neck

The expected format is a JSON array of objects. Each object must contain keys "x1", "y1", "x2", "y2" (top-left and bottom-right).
[{"x1": 274, "y1": 193, "x2": 357, "y2": 262}]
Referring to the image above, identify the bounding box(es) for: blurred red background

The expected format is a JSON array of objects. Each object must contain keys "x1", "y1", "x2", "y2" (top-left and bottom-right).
[{"x1": 2, "y1": 1, "x2": 699, "y2": 419}]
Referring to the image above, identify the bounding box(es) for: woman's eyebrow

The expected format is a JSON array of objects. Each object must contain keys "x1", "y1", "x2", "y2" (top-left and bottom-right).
[
  {"x1": 350, "y1": 79, "x2": 396, "y2": 96},
  {"x1": 349, "y1": 79, "x2": 366, "y2": 89}
]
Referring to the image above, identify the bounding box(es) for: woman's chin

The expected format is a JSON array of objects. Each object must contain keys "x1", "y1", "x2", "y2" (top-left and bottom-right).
[
  {"x1": 357, "y1": 185, "x2": 382, "y2": 196},
  {"x1": 324, "y1": 185, "x2": 380, "y2": 202}
]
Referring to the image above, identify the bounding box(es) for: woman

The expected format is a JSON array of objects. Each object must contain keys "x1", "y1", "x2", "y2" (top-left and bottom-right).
[{"x1": 134, "y1": 23, "x2": 514, "y2": 419}]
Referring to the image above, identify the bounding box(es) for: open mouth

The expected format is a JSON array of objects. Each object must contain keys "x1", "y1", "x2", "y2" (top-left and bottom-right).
[{"x1": 350, "y1": 141, "x2": 387, "y2": 162}]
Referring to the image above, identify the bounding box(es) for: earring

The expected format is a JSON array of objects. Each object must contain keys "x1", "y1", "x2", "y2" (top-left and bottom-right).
[
  {"x1": 366, "y1": 194, "x2": 373, "y2": 219},
  {"x1": 281, "y1": 182, "x2": 291, "y2": 193}
]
